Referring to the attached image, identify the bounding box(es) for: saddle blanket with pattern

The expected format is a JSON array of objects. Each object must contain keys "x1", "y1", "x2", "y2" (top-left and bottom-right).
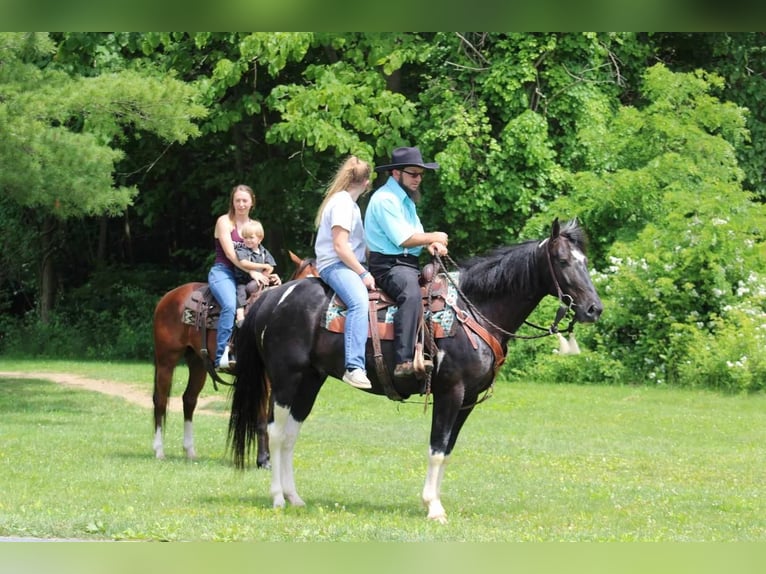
[
  {"x1": 323, "y1": 272, "x2": 460, "y2": 340},
  {"x1": 181, "y1": 284, "x2": 220, "y2": 330}
]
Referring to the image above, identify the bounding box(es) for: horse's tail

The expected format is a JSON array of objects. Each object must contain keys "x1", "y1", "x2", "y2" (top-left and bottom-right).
[{"x1": 227, "y1": 306, "x2": 268, "y2": 470}]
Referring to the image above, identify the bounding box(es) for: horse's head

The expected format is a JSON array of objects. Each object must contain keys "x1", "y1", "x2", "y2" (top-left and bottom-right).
[
  {"x1": 288, "y1": 250, "x2": 319, "y2": 280},
  {"x1": 545, "y1": 219, "x2": 603, "y2": 323}
]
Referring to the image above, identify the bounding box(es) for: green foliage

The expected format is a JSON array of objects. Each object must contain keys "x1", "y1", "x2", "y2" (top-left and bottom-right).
[
  {"x1": 501, "y1": 295, "x2": 629, "y2": 386},
  {"x1": 0, "y1": 33, "x2": 207, "y2": 220},
  {"x1": 511, "y1": 349, "x2": 630, "y2": 386},
  {"x1": 529, "y1": 64, "x2": 766, "y2": 390},
  {"x1": 0, "y1": 265, "x2": 188, "y2": 360},
  {"x1": 266, "y1": 60, "x2": 410, "y2": 158},
  {"x1": 4, "y1": 33, "x2": 766, "y2": 394},
  {"x1": 677, "y1": 297, "x2": 766, "y2": 392}
]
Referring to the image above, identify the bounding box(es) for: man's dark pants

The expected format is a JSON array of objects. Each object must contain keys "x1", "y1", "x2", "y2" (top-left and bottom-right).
[{"x1": 368, "y1": 253, "x2": 421, "y2": 365}]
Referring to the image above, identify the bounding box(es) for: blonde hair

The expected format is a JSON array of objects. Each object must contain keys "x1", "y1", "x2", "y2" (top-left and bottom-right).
[
  {"x1": 241, "y1": 220, "x2": 264, "y2": 239},
  {"x1": 227, "y1": 184, "x2": 256, "y2": 219},
  {"x1": 314, "y1": 156, "x2": 372, "y2": 228}
]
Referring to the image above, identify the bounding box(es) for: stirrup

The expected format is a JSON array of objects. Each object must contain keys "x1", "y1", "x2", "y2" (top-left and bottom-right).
[{"x1": 413, "y1": 342, "x2": 427, "y2": 374}]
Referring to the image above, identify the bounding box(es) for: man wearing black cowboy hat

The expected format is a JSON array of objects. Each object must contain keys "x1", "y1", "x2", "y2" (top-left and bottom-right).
[{"x1": 365, "y1": 146, "x2": 449, "y2": 379}]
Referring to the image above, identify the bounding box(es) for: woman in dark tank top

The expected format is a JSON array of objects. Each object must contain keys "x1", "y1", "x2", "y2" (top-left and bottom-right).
[{"x1": 207, "y1": 184, "x2": 256, "y2": 370}]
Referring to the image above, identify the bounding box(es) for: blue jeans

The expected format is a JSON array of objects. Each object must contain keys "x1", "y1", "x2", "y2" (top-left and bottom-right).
[
  {"x1": 320, "y1": 262, "x2": 369, "y2": 372},
  {"x1": 208, "y1": 263, "x2": 237, "y2": 365}
]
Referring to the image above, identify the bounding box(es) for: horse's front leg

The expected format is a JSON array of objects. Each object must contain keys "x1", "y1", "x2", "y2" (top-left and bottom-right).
[
  {"x1": 423, "y1": 386, "x2": 473, "y2": 523},
  {"x1": 269, "y1": 405, "x2": 305, "y2": 508},
  {"x1": 422, "y1": 451, "x2": 449, "y2": 523}
]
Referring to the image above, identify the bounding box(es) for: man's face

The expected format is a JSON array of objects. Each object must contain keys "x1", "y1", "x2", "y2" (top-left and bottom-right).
[{"x1": 395, "y1": 167, "x2": 425, "y2": 202}]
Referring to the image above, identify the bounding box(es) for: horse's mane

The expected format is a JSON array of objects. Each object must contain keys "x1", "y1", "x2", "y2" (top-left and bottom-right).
[{"x1": 457, "y1": 220, "x2": 586, "y2": 301}]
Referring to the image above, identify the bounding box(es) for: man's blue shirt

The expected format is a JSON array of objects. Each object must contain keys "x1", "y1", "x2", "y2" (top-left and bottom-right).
[{"x1": 364, "y1": 176, "x2": 424, "y2": 256}]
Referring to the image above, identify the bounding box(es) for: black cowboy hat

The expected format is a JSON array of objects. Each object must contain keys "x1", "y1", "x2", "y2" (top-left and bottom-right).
[{"x1": 374, "y1": 146, "x2": 439, "y2": 172}]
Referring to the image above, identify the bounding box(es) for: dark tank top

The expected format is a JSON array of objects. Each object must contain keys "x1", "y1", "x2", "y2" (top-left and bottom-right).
[{"x1": 214, "y1": 225, "x2": 244, "y2": 268}]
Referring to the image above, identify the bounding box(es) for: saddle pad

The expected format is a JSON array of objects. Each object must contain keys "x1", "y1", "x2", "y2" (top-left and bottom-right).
[
  {"x1": 181, "y1": 285, "x2": 220, "y2": 330},
  {"x1": 323, "y1": 272, "x2": 459, "y2": 340}
]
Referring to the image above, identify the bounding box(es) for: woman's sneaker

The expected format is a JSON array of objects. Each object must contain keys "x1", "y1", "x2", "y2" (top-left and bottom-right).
[
  {"x1": 342, "y1": 369, "x2": 372, "y2": 389},
  {"x1": 217, "y1": 346, "x2": 236, "y2": 372}
]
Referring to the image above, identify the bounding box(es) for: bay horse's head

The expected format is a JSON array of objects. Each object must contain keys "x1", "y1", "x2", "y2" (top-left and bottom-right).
[
  {"x1": 288, "y1": 250, "x2": 319, "y2": 280},
  {"x1": 544, "y1": 218, "x2": 603, "y2": 324}
]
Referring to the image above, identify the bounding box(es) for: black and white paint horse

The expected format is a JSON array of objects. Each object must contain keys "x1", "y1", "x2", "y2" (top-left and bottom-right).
[{"x1": 228, "y1": 219, "x2": 603, "y2": 522}]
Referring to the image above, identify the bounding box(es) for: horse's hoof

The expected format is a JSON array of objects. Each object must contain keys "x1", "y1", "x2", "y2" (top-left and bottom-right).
[
  {"x1": 426, "y1": 500, "x2": 447, "y2": 523},
  {"x1": 286, "y1": 494, "x2": 306, "y2": 507}
]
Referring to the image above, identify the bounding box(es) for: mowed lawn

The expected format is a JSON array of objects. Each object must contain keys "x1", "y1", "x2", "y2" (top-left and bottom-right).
[{"x1": 0, "y1": 359, "x2": 764, "y2": 541}]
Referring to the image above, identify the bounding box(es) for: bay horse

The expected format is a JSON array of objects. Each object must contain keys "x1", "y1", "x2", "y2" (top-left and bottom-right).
[
  {"x1": 227, "y1": 219, "x2": 603, "y2": 522},
  {"x1": 151, "y1": 251, "x2": 317, "y2": 460}
]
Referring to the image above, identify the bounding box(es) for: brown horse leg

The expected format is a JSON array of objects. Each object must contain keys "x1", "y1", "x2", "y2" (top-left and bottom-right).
[
  {"x1": 181, "y1": 348, "x2": 207, "y2": 460},
  {"x1": 152, "y1": 359, "x2": 176, "y2": 460}
]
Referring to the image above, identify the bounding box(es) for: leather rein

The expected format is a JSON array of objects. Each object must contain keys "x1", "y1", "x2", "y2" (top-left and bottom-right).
[{"x1": 433, "y1": 238, "x2": 578, "y2": 360}]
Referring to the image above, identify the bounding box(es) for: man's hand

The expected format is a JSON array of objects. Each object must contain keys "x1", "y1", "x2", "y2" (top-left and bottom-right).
[
  {"x1": 430, "y1": 232, "x2": 448, "y2": 246},
  {"x1": 429, "y1": 242, "x2": 448, "y2": 256}
]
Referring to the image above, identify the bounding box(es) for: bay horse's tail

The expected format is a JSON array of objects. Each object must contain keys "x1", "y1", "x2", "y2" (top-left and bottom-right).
[{"x1": 227, "y1": 307, "x2": 268, "y2": 470}]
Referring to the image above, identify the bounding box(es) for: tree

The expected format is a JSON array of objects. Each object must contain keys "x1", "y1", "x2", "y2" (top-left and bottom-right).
[
  {"x1": 524, "y1": 64, "x2": 766, "y2": 390},
  {"x1": 5, "y1": 32, "x2": 766, "y2": 390},
  {"x1": 0, "y1": 32, "x2": 207, "y2": 320}
]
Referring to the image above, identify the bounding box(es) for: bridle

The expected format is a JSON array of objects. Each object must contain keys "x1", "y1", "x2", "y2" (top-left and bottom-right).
[{"x1": 537, "y1": 236, "x2": 577, "y2": 336}]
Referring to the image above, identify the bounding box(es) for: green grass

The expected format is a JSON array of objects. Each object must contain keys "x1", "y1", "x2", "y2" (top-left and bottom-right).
[{"x1": 1, "y1": 358, "x2": 765, "y2": 541}]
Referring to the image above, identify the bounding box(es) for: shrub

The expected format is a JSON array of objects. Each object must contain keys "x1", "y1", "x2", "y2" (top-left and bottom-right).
[
  {"x1": 515, "y1": 348, "x2": 630, "y2": 386},
  {"x1": 676, "y1": 295, "x2": 766, "y2": 392},
  {"x1": 0, "y1": 264, "x2": 193, "y2": 360}
]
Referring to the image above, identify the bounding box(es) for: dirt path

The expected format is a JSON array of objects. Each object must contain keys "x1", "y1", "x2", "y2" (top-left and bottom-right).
[{"x1": 0, "y1": 371, "x2": 227, "y2": 416}]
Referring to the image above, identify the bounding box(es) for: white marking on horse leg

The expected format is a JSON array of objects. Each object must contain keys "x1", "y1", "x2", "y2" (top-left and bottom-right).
[
  {"x1": 153, "y1": 426, "x2": 165, "y2": 460},
  {"x1": 422, "y1": 450, "x2": 449, "y2": 523},
  {"x1": 269, "y1": 406, "x2": 288, "y2": 508},
  {"x1": 270, "y1": 405, "x2": 305, "y2": 508},
  {"x1": 279, "y1": 410, "x2": 305, "y2": 507},
  {"x1": 183, "y1": 420, "x2": 196, "y2": 460}
]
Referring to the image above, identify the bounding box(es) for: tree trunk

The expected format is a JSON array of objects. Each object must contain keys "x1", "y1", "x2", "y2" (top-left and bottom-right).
[
  {"x1": 39, "y1": 216, "x2": 58, "y2": 324},
  {"x1": 97, "y1": 215, "x2": 107, "y2": 265}
]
